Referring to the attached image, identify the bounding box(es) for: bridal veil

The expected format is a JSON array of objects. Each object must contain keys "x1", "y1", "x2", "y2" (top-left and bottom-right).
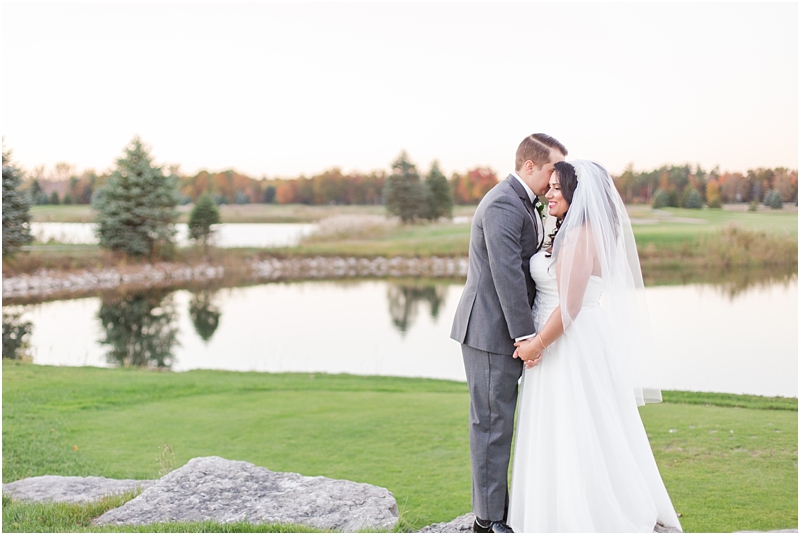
[{"x1": 551, "y1": 160, "x2": 662, "y2": 405}]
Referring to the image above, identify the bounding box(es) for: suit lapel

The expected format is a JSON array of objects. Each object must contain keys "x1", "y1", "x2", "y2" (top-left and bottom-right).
[{"x1": 505, "y1": 175, "x2": 539, "y2": 241}]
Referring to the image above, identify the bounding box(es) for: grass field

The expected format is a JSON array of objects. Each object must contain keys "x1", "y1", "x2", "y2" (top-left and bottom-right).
[
  {"x1": 20, "y1": 204, "x2": 798, "y2": 260},
  {"x1": 3, "y1": 362, "x2": 796, "y2": 533}
]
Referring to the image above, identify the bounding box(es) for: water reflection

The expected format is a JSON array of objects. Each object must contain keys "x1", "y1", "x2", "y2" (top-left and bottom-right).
[
  {"x1": 387, "y1": 284, "x2": 448, "y2": 334},
  {"x1": 6, "y1": 277, "x2": 797, "y2": 397},
  {"x1": 642, "y1": 263, "x2": 797, "y2": 300},
  {"x1": 97, "y1": 291, "x2": 179, "y2": 369},
  {"x1": 189, "y1": 289, "x2": 221, "y2": 342},
  {"x1": 2, "y1": 310, "x2": 32, "y2": 360}
]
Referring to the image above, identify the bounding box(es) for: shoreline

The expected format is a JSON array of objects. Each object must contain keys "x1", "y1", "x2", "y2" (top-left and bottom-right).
[
  {"x1": 2, "y1": 252, "x2": 796, "y2": 304},
  {"x1": 1, "y1": 256, "x2": 470, "y2": 302}
]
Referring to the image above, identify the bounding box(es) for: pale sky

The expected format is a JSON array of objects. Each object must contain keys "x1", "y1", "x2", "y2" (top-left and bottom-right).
[{"x1": 2, "y1": 2, "x2": 798, "y2": 178}]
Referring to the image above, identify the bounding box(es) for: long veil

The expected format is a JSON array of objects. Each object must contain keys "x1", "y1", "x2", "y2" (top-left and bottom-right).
[{"x1": 552, "y1": 160, "x2": 662, "y2": 405}]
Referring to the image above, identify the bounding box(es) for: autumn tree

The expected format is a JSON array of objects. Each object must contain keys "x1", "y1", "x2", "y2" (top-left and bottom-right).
[
  {"x1": 451, "y1": 167, "x2": 498, "y2": 204},
  {"x1": 705, "y1": 178, "x2": 722, "y2": 208},
  {"x1": 2, "y1": 150, "x2": 33, "y2": 257},
  {"x1": 94, "y1": 137, "x2": 179, "y2": 257},
  {"x1": 384, "y1": 151, "x2": 425, "y2": 223}
]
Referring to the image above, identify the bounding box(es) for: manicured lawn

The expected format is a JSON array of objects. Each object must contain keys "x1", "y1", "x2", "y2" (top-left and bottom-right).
[
  {"x1": 629, "y1": 206, "x2": 797, "y2": 250},
  {"x1": 3, "y1": 362, "x2": 796, "y2": 532}
]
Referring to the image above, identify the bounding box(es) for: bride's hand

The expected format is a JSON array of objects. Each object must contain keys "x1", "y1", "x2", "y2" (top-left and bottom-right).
[
  {"x1": 524, "y1": 356, "x2": 541, "y2": 369},
  {"x1": 514, "y1": 338, "x2": 543, "y2": 365}
]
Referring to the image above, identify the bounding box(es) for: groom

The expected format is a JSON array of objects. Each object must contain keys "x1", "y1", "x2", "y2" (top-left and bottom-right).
[{"x1": 450, "y1": 133, "x2": 567, "y2": 533}]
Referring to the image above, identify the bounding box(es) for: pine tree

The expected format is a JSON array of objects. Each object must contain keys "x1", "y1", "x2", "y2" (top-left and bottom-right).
[
  {"x1": 188, "y1": 193, "x2": 221, "y2": 253},
  {"x1": 766, "y1": 190, "x2": 783, "y2": 209},
  {"x1": 651, "y1": 188, "x2": 670, "y2": 209},
  {"x1": 2, "y1": 150, "x2": 33, "y2": 257},
  {"x1": 423, "y1": 161, "x2": 453, "y2": 220},
  {"x1": 93, "y1": 137, "x2": 179, "y2": 257},
  {"x1": 384, "y1": 151, "x2": 425, "y2": 223},
  {"x1": 683, "y1": 188, "x2": 703, "y2": 209}
]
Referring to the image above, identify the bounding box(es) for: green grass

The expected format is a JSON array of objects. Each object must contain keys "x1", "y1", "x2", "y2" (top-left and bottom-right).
[
  {"x1": 1, "y1": 493, "x2": 327, "y2": 533},
  {"x1": 3, "y1": 362, "x2": 797, "y2": 532},
  {"x1": 10, "y1": 205, "x2": 796, "y2": 281}
]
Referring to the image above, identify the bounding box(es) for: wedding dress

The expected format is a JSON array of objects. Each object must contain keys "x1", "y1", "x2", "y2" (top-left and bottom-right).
[{"x1": 507, "y1": 161, "x2": 682, "y2": 533}]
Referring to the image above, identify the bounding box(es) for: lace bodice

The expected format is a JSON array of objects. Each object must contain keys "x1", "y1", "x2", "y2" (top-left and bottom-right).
[{"x1": 529, "y1": 250, "x2": 603, "y2": 331}]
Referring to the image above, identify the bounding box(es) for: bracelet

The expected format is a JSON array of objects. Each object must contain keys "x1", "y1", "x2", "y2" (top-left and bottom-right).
[{"x1": 538, "y1": 336, "x2": 547, "y2": 350}]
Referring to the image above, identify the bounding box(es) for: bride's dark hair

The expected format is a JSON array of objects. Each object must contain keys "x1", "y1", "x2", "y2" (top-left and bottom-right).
[{"x1": 545, "y1": 161, "x2": 579, "y2": 255}]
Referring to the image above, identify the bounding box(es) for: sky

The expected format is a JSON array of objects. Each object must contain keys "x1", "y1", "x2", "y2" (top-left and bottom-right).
[{"x1": 2, "y1": 2, "x2": 798, "y2": 179}]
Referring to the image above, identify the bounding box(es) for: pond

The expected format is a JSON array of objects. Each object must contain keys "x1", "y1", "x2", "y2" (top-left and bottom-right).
[
  {"x1": 30, "y1": 222, "x2": 317, "y2": 248},
  {"x1": 4, "y1": 276, "x2": 796, "y2": 398}
]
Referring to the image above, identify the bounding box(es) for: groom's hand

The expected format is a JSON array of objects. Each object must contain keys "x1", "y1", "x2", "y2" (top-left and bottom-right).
[{"x1": 513, "y1": 339, "x2": 542, "y2": 368}]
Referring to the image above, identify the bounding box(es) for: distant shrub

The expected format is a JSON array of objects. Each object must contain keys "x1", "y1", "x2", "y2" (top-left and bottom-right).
[
  {"x1": 683, "y1": 188, "x2": 703, "y2": 209},
  {"x1": 652, "y1": 188, "x2": 670, "y2": 209},
  {"x1": 748, "y1": 200, "x2": 759, "y2": 212}
]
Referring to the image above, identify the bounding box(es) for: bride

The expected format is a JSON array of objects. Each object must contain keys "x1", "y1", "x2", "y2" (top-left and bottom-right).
[{"x1": 508, "y1": 160, "x2": 682, "y2": 532}]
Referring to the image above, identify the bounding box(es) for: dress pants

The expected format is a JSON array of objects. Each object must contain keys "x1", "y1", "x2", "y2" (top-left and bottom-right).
[{"x1": 462, "y1": 343, "x2": 523, "y2": 522}]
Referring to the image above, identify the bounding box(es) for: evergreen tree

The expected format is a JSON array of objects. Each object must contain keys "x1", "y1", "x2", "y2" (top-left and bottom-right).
[
  {"x1": 651, "y1": 188, "x2": 670, "y2": 209},
  {"x1": 27, "y1": 179, "x2": 46, "y2": 205},
  {"x1": 683, "y1": 188, "x2": 703, "y2": 209},
  {"x1": 766, "y1": 190, "x2": 783, "y2": 209},
  {"x1": 2, "y1": 150, "x2": 33, "y2": 257},
  {"x1": 188, "y1": 193, "x2": 221, "y2": 253},
  {"x1": 49, "y1": 191, "x2": 60, "y2": 205},
  {"x1": 423, "y1": 161, "x2": 453, "y2": 220},
  {"x1": 93, "y1": 137, "x2": 179, "y2": 257},
  {"x1": 263, "y1": 185, "x2": 276, "y2": 203},
  {"x1": 384, "y1": 151, "x2": 425, "y2": 223}
]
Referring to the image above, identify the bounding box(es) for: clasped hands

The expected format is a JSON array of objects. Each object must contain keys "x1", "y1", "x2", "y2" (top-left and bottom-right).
[{"x1": 513, "y1": 336, "x2": 543, "y2": 369}]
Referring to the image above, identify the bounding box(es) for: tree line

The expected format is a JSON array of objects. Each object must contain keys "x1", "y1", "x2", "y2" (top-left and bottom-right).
[
  {"x1": 615, "y1": 164, "x2": 798, "y2": 209},
  {"x1": 17, "y1": 154, "x2": 498, "y2": 208},
  {"x1": 4, "y1": 136, "x2": 798, "y2": 259}
]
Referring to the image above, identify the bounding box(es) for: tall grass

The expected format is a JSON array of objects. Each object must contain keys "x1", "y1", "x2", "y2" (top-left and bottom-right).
[
  {"x1": 697, "y1": 224, "x2": 798, "y2": 268},
  {"x1": 301, "y1": 215, "x2": 399, "y2": 242}
]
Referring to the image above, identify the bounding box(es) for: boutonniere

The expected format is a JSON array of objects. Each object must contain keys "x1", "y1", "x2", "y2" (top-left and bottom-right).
[{"x1": 534, "y1": 198, "x2": 546, "y2": 221}]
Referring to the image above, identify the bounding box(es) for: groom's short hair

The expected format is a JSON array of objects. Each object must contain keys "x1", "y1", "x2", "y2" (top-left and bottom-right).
[{"x1": 515, "y1": 133, "x2": 568, "y2": 171}]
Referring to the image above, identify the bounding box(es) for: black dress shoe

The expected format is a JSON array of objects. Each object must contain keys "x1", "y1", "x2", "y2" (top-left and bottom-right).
[{"x1": 474, "y1": 518, "x2": 514, "y2": 533}]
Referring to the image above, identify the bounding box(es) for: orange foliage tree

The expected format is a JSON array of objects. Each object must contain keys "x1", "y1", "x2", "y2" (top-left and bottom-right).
[{"x1": 451, "y1": 167, "x2": 498, "y2": 204}]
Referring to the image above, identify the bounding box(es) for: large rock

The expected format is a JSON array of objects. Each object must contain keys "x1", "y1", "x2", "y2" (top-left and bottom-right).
[
  {"x1": 94, "y1": 456, "x2": 398, "y2": 532},
  {"x1": 417, "y1": 512, "x2": 475, "y2": 533},
  {"x1": 2, "y1": 476, "x2": 154, "y2": 504}
]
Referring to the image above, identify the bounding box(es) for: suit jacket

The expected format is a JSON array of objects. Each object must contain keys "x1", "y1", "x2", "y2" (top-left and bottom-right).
[{"x1": 450, "y1": 175, "x2": 541, "y2": 356}]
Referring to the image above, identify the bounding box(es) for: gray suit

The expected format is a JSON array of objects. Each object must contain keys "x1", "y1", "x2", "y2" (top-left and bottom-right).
[{"x1": 450, "y1": 175, "x2": 541, "y2": 522}]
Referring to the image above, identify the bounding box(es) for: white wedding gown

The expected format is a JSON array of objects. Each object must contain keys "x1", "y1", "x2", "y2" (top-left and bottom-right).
[{"x1": 508, "y1": 251, "x2": 682, "y2": 532}]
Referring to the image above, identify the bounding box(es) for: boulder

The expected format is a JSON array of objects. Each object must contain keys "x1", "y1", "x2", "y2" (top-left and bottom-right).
[
  {"x1": 94, "y1": 456, "x2": 398, "y2": 532},
  {"x1": 2, "y1": 475, "x2": 154, "y2": 504}
]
